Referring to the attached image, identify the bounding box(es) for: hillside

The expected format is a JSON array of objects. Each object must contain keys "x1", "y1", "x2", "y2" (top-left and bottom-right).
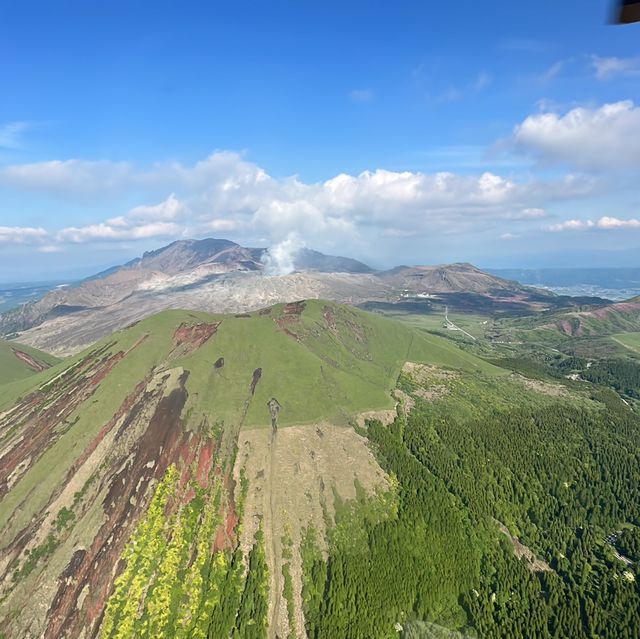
[
  {"x1": 545, "y1": 297, "x2": 640, "y2": 337},
  {"x1": 0, "y1": 300, "x2": 502, "y2": 639},
  {"x1": 0, "y1": 338, "x2": 59, "y2": 385},
  {"x1": 492, "y1": 296, "x2": 640, "y2": 350},
  {"x1": 1, "y1": 300, "x2": 639, "y2": 638}
]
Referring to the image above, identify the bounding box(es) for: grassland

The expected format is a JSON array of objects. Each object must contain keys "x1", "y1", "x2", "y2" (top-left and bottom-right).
[
  {"x1": 612, "y1": 332, "x2": 640, "y2": 355},
  {"x1": 368, "y1": 307, "x2": 490, "y2": 339},
  {"x1": 0, "y1": 337, "x2": 59, "y2": 385},
  {"x1": 0, "y1": 299, "x2": 511, "y2": 638}
]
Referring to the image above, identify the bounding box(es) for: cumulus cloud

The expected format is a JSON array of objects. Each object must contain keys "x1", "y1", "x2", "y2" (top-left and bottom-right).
[
  {"x1": 57, "y1": 221, "x2": 182, "y2": 243},
  {"x1": 128, "y1": 193, "x2": 187, "y2": 221},
  {"x1": 512, "y1": 101, "x2": 640, "y2": 170},
  {"x1": 546, "y1": 216, "x2": 640, "y2": 232},
  {"x1": 0, "y1": 151, "x2": 599, "y2": 256},
  {"x1": 0, "y1": 225, "x2": 48, "y2": 244},
  {"x1": 54, "y1": 193, "x2": 188, "y2": 243},
  {"x1": 591, "y1": 55, "x2": 640, "y2": 80}
]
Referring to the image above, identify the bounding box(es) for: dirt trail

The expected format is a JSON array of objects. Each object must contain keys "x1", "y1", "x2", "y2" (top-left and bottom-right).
[
  {"x1": 267, "y1": 424, "x2": 283, "y2": 639},
  {"x1": 235, "y1": 423, "x2": 388, "y2": 639}
]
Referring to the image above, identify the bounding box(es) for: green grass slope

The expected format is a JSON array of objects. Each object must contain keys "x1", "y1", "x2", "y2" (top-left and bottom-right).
[
  {"x1": 613, "y1": 332, "x2": 640, "y2": 355},
  {"x1": 0, "y1": 337, "x2": 60, "y2": 385},
  {"x1": 0, "y1": 299, "x2": 507, "y2": 639},
  {"x1": 0, "y1": 300, "x2": 503, "y2": 537},
  {"x1": 0, "y1": 300, "x2": 504, "y2": 429}
]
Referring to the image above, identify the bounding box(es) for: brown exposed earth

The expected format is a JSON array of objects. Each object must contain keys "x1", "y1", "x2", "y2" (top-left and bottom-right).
[
  {"x1": 12, "y1": 348, "x2": 50, "y2": 372},
  {"x1": 496, "y1": 521, "x2": 552, "y2": 573},
  {"x1": 401, "y1": 362, "x2": 460, "y2": 402},
  {"x1": 0, "y1": 351, "x2": 238, "y2": 639},
  {"x1": 171, "y1": 321, "x2": 221, "y2": 355}
]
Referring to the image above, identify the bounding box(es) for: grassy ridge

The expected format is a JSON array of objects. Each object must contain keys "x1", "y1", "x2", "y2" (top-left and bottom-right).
[
  {"x1": 173, "y1": 301, "x2": 504, "y2": 428},
  {"x1": 0, "y1": 338, "x2": 60, "y2": 385},
  {"x1": 0, "y1": 301, "x2": 503, "y2": 543}
]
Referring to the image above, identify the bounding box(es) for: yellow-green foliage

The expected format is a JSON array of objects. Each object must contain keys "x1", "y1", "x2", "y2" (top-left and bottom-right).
[
  {"x1": 100, "y1": 463, "x2": 244, "y2": 639},
  {"x1": 174, "y1": 482, "x2": 223, "y2": 638},
  {"x1": 100, "y1": 465, "x2": 179, "y2": 639}
]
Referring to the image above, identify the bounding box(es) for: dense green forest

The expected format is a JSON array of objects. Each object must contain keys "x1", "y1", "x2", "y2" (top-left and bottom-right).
[{"x1": 301, "y1": 376, "x2": 640, "y2": 638}]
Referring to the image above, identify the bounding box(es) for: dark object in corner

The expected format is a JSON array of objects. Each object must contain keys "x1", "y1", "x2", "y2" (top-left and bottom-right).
[{"x1": 615, "y1": 0, "x2": 640, "y2": 23}]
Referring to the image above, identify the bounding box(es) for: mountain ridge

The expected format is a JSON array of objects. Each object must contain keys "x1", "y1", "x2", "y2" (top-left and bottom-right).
[{"x1": 0, "y1": 238, "x2": 598, "y2": 356}]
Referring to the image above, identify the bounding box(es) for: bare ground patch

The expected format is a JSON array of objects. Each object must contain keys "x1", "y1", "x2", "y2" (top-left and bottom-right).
[
  {"x1": 510, "y1": 373, "x2": 568, "y2": 398},
  {"x1": 402, "y1": 362, "x2": 460, "y2": 384},
  {"x1": 393, "y1": 388, "x2": 415, "y2": 415},
  {"x1": 496, "y1": 521, "x2": 552, "y2": 573},
  {"x1": 354, "y1": 408, "x2": 397, "y2": 428},
  {"x1": 402, "y1": 362, "x2": 459, "y2": 402},
  {"x1": 234, "y1": 423, "x2": 388, "y2": 638}
]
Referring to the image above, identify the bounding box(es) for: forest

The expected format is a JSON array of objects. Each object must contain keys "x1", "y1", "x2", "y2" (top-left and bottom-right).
[{"x1": 301, "y1": 376, "x2": 640, "y2": 638}]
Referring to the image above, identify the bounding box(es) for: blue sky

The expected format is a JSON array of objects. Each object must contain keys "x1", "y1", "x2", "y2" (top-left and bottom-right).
[{"x1": 1, "y1": 0, "x2": 639, "y2": 279}]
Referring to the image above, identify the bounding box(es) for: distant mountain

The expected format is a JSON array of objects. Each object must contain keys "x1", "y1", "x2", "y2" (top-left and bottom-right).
[
  {"x1": 0, "y1": 239, "x2": 593, "y2": 356},
  {"x1": 0, "y1": 239, "x2": 373, "y2": 343},
  {"x1": 380, "y1": 262, "x2": 548, "y2": 296},
  {"x1": 293, "y1": 247, "x2": 373, "y2": 274}
]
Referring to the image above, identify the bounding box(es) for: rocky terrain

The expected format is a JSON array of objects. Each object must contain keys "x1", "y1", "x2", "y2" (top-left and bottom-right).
[{"x1": 0, "y1": 238, "x2": 569, "y2": 356}]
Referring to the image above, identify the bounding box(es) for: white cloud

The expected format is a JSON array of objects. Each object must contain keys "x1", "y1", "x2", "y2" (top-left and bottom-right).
[
  {"x1": 0, "y1": 151, "x2": 598, "y2": 255},
  {"x1": 546, "y1": 216, "x2": 640, "y2": 232},
  {"x1": 349, "y1": 89, "x2": 374, "y2": 102},
  {"x1": 0, "y1": 122, "x2": 29, "y2": 150},
  {"x1": 0, "y1": 159, "x2": 133, "y2": 197},
  {"x1": 512, "y1": 100, "x2": 640, "y2": 170},
  {"x1": 57, "y1": 220, "x2": 182, "y2": 243},
  {"x1": 596, "y1": 216, "x2": 640, "y2": 229},
  {"x1": 0, "y1": 225, "x2": 48, "y2": 244},
  {"x1": 128, "y1": 193, "x2": 187, "y2": 221},
  {"x1": 591, "y1": 55, "x2": 640, "y2": 80},
  {"x1": 56, "y1": 195, "x2": 187, "y2": 243}
]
